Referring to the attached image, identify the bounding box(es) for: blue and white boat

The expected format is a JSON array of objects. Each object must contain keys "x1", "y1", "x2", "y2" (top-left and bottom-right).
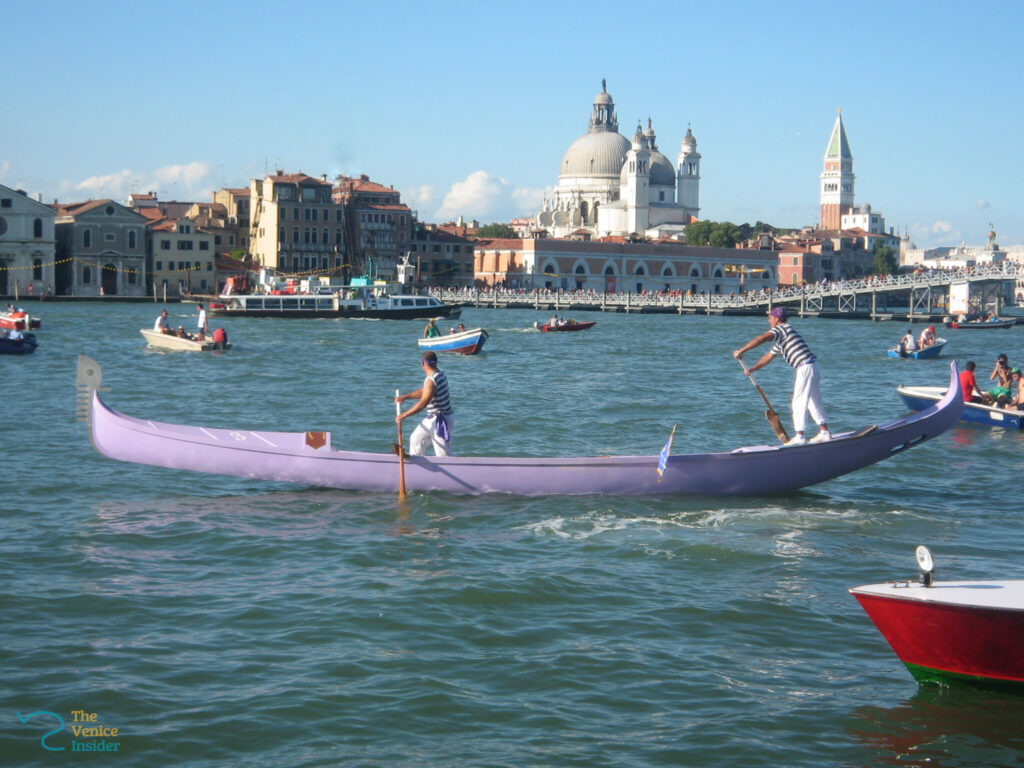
[
  {"x1": 0, "y1": 330, "x2": 38, "y2": 354},
  {"x1": 887, "y1": 339, "x2": 947, "y2": 359},
  {"x1": 418, "y1": 327, "x2": 488, "y2": 355},
  {"x1": 897, "y1": 385, "x2": 1022, "y2": 430}
]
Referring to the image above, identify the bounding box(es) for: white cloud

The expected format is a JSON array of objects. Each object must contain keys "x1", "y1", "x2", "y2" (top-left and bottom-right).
[
  {"x1": 976, "y1": 198, "x2": 990, "y2": 209},
  {"x1": 404, "y1": 184, "x2": 437, "y2": 214},
  {"x1": 909, "y1": 220, "x2": 963, "y2": 249},
  {"x1": 434, "y1": 170, "x2": 544, "y2": 223},
  {"x1": 59, "y1": 161, "x2": 214, "y2": 203},
  {"x1": 0, "y1": 160, "x2": 10, "y2": 181}
]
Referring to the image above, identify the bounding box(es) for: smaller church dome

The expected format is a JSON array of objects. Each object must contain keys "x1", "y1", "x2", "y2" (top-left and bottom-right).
[{"x1": 649, "y1": 151, "x2": 675, "y2": 186}]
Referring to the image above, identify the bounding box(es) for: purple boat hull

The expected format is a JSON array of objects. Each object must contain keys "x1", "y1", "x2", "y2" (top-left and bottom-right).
[{"x1": 80, "y1": 358, "x2": 963, "y2": 496}]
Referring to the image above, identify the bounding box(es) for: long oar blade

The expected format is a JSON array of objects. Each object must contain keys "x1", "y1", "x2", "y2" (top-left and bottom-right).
[
  {"x1": 395, "y1": 388, "x2": 407, "y2": 501},
  {"x1": 737, "y1": 357, "x2": 790, "y2": 444},
  {"x1": 765, "y1": 407, "x2": 789, "y2": 444}
]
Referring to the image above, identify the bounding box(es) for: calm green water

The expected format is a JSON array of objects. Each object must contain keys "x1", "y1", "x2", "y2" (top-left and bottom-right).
[{"x1": 3, "y1": 302, "x2": 1024, "y2": 767}]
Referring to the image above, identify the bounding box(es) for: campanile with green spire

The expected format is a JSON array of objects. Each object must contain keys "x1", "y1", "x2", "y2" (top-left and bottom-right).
[{"x1": 819, "y1": 108, "x2": 855, "y2": 230}]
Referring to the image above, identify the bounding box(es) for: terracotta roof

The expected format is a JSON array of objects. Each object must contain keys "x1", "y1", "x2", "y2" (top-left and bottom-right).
[
  {"x1": 268, "y1": 172, "x2": 330, "y2": 186},
  {"x1": 362, "y1": 203, "x2": 411, "y2": 212},
  {"x1": 53, "y1": 199, "x2": 115, "y2": 217},
  {"x1": 474, "y1": 238, "x2": 523, "y2": 249},
  {"x1": 334, "y1": 175, "x2": 399, "y2": 195}
]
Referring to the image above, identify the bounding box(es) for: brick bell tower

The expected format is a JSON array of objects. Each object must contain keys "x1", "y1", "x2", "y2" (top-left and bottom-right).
[{"x1": 819, "y1": 108, "x2": 854, "y2": 230}]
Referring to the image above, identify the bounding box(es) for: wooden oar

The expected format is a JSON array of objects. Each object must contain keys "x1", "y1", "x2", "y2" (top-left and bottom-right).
[
  {"x1": 737, "y1": 359, "x2": 790, "y2": 444},
  {"x1": 394, "y1": 388, "x2": 407, "y2": 501}
]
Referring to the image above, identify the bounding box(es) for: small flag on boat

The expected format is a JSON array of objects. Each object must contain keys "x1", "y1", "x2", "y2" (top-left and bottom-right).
[{"x1": 657, "y1": 424, "x2": 676, "y2": 481}]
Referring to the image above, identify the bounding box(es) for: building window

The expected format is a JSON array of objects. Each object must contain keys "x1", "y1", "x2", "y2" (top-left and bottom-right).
[
  {"x1": 83, "y1": 229, "x2": 92, "y2": 247},
  {"x1": 293, "y1": 228, "x2": 299, "y2": 243},
  {"x1": 34, "y1": 218, "x2": 43, "y2": 238},
  {"x1": 82, "y1": 266, "x2": 92, "y2": 284},
  {"x1": 128, "y1": 230, "x2": 137, "y2": 248},
  {"x1": 156, "y1": 261, "x2": 162, "y2": 270},
  {"x1": 161, "y1": 240, "x2": 170, "y2": 250},
  {"x1": 200, "y1": 241, "x2": 209, "y2": 251},
  {"x1": 33, "y1": 258, "x2": 43, "y2": 279},
  {"x1": 168, "y1": 261, "x2": 175, "y2": 270},
  {"x1": 127, "y1": 269, "x2": 137, "y2": 285}
]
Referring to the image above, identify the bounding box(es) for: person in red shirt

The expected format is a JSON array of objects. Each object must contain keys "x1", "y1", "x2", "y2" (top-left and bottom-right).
[{"x1": 959, "y1": 360, "x2": 991, "y2": 404}]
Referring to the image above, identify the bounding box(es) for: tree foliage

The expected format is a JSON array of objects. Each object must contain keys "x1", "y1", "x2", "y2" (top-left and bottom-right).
[
  {"x1": 475, "y1": 223, "x2": 517, "y2": 238},
  {"x1": 685, "y1": 220, "x2": 795, "y2": 247},
  {"x1": 872, "y1": 244, "x2": 899, "y2": 275}
]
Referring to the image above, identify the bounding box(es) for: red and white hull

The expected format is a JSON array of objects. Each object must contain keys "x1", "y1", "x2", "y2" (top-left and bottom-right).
[
  {"x1": 0, "y1": 311, "x2": 40, "y2": 331},
  {"x1": 851, "y1": 580, "x2": 1024, "y2": 687}
]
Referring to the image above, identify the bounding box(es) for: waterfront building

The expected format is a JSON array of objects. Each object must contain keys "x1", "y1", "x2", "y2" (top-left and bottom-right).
[
  {"x1": 53, "y1": 199, "x2": 147, "y2": 296},
  {"x1": 406, "y1": 221, "x2": 476, "y2": 288},
  {"x1": 140, "y1": 210, "x2": 216, "y2": 297},
  {"x1": 535, "y1": 81, "x2": 700, "y2": 239},
  {"x1": 0, "y1": 184, "x2": 56, "y2": 297},
  {"x1": 473, "y1": 238, "x2": 775, "y2": 295},
  {"x1": 331, "y1": 174, "x2": 412, "y2": 281},
  {"x1": 187, "y1": 187, "x2": 251, "y2": 257},
  {"x1": 249, "y1": 171, "x2": 346, "y2": 274}
]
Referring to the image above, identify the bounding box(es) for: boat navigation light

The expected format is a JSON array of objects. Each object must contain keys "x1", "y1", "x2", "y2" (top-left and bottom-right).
[{"x1": 915, "y1": 545, "x2": 935, "y2": 587}]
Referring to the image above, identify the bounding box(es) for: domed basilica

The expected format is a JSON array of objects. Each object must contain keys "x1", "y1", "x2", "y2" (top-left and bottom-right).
[{"x1": 536, "y1": 80, "x2": 701, "y2": 239}]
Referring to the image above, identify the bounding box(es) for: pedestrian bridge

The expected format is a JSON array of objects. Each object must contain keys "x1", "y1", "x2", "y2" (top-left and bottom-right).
[{"x1": 434, "y1": 263, "x2": 1022, "y2": 321}]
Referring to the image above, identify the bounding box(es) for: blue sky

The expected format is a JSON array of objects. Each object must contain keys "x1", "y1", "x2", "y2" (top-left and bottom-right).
[{"x1": 4, "y1": 0, "x2": 1022, "y2": 248}]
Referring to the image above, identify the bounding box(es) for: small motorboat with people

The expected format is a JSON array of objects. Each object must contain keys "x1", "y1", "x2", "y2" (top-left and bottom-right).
[
  {"x1": 77, "y1": 356, "x2": 964, "y2": 497},
  {"x1": 945, "y1": 313, "x2": 1014, "y2": 329},
  {"x1": 887, "y1": 339, "x2": 948, "y2": 359},
  {"x1": 897, "y1": 383, "x2": 1022, "y2": 429},
  {"x1": 535, "y1": 318, "x2": 596, "y2": 333},
  {"x1": 0, "y1": 329, "x2": 38, "y2": 354},
  {"x1": 140, "y1": 328, "x2": 231, "y2": 352},
  {"x1": 418, "y1": 326, "x2": 488, "y2": 355},
  {"x1": 0, "y1": 307, "x2": 40, "y2": 331},
  {"x1": 851, "y1": 546, "x2": 1024, "y2": 689}
]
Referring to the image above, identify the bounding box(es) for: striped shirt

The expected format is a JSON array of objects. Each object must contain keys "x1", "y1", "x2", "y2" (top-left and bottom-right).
[
  {"x1": 426, "y1": 370, "x2": 453, "y2": 415},
  {"x1": 769, "y1": 323, "x2": 816, "y2": 368}
]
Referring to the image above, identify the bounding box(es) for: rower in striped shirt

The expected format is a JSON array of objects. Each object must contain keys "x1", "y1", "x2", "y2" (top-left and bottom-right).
[
  {"x1": 733, "y1": 306, "x2": 831, "y2": 447},
  {"x1": 396, "y1": 351, "x2": 456, "y2": 456}
]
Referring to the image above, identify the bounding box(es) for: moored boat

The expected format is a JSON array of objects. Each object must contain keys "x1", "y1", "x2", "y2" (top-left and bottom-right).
[
  {"x1": 536, "y1": 320, "x2": 596, "y2": 333},
  {"x1": 887, "y1": 339, "x2": 947, "y2": 359},
  {"x1": 0, "y1": 330, "x2": 38, "y2": 354},
  {"x1": 945, "y1": 318, "x2": 1014, "y2": 329},
  {"x1": 209, "y1": 291, "x2": 460, "y2": 321},
  {"x1": 78, "y1": 356, "x2": 964, "y2": 497},
  {"x1": 140, "y1": 328, "x2": 231, "y2": 352},
  {"x1": 0, "y1": 308, "x2": 40, "y2": 331},
  {"x1": 418, "y1": 327, "x2": 488, "y2": 355},
  {"x1": 851, "y1": 546, "x2": 1024, "y2": 689},
  {"x1": 897, "y1": 384, "x2": 1022, "y2": 429}
]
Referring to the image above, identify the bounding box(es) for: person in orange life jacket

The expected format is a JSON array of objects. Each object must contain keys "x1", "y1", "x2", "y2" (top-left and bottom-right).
[
  {"x1": 395, "y1": 351, "x2": 455, "y2": 456},
  {"x1": 734, "y1": 306, "x2": 830, "y2": 447}
]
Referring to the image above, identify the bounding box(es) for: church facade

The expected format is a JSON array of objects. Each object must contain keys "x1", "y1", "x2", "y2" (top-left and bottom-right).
[{"x1": 535, "y1": 81, "x2": 700, "y2": 239}]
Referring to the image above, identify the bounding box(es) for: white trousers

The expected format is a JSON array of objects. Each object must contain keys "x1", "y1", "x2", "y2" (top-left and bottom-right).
[
  {"x1": 791, "y1": 362, "x2": 827, "y2": 434},
  {"x1": 409, "y1": 413, "x2": 455, "y2": 457}
]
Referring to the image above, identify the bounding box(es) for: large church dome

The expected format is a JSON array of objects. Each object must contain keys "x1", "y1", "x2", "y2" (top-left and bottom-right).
[
  {"x1": 559, "y1": 80, "x2": 630, "y2": 180},
  {"x1": 561, "y1": 131, "x2": 631, "y2": 178}
]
